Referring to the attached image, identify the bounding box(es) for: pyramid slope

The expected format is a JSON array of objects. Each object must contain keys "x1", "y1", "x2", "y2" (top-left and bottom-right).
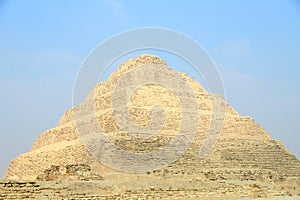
[{"x1": 4, "y1": 54, "x2": 300, "y2": 182}]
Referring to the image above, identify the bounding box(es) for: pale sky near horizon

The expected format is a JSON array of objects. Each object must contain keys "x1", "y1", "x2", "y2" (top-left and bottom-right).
[{"x1": 0, "y1": 0, "x2": 300, "y2": 177}]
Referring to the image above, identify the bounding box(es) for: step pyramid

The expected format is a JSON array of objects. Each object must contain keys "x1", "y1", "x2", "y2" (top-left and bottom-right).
[{"x1": 4, "y1": 54, "x2": 300, "y2": 184}]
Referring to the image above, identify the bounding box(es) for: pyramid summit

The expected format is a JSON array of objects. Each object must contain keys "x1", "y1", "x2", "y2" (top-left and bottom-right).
[{"x1": 2, "y1": 54, "x2": 300, "y2": 198}]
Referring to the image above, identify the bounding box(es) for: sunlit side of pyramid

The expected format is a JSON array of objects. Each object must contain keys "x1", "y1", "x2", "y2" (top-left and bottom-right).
[{"x1": 4, "y1": 54, "x2": 300, "y2": 186}]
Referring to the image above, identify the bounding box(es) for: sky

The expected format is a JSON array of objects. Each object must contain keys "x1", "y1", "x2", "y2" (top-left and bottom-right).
[{"x1": 0, "y1": 0, "x2": 300, "y2": 177}]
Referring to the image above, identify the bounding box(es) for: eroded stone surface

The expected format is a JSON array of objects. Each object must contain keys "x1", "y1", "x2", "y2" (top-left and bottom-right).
[
  {"x1": 36, "y1": 164, "x2": 103, "y2": 181},
  {"x1": 3, "y1": 54, "x2": 300, "y2": 198},
  {"x1": 0, "y1": 177, "x2": 298, "y2": 200}
]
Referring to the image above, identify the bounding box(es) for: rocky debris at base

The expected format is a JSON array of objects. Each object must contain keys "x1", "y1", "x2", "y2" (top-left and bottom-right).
[{"x1": 36, "y1": 164, "x2": 103, "y2": 181}]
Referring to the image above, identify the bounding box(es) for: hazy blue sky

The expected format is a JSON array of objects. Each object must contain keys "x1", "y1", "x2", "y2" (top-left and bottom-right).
[{"x1": 1, "y1": 0, "x2": 300, "y2": 177}]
